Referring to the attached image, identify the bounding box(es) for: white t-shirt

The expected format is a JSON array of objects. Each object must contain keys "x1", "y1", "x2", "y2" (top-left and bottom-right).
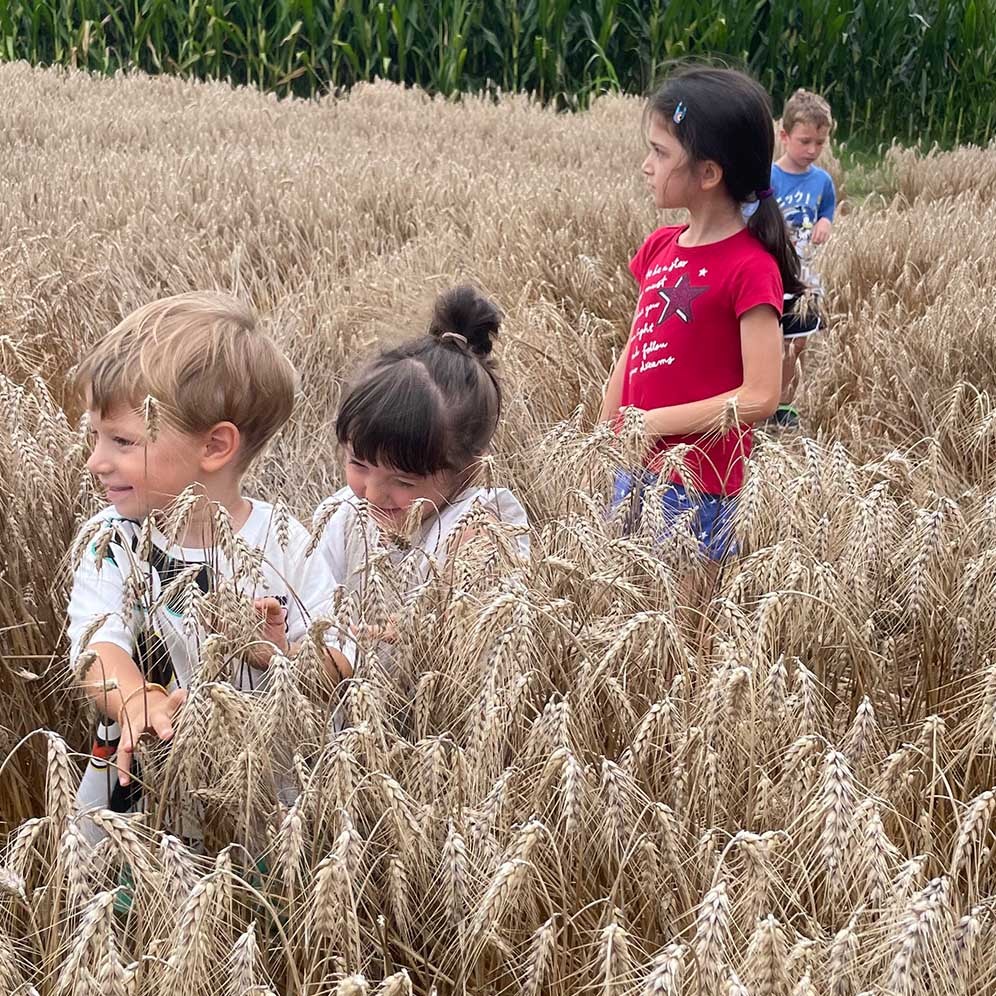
[
  {"x1": 312, "y1": 485, "x2": 530, "y2": 599},
  {"x1": 69, "y1": 499, "x2": 345, "y2": 832}
]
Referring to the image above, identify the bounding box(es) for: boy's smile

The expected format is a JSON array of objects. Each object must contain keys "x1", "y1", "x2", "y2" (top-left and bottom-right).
[{"x1": 86, "y1": 406, "x2": 208, "y2": 522}]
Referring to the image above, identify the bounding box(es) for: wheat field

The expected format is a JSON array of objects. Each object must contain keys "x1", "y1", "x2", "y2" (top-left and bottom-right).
[{"x1": 2, "y1": 61, "x2": 996, "y2": 995}]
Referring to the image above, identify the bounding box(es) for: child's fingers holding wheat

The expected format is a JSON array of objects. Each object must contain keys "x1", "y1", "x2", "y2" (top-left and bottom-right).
[
  {"x1": 245, "y1": 596, "x2": 290, "y2": 667},
  {"x1": 116, "y1": 686, "x2": 187, "y2": 786},
  {"x1": 350, "y1": 618, "x2": 398, "y2": 645}
]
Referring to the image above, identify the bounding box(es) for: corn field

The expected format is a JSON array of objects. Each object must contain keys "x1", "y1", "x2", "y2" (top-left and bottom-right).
[
  {"x1": 4, "y1": 62, "x2": 996, "y2": 994},
  {"x1": 2, "y1": 0, "x2": 996, "y2": 144}
]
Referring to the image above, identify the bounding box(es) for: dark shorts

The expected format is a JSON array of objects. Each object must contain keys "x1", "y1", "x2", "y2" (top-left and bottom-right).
[
  {"x1": 611, "y1": 469, "x2": 738, "y2": 561},
  {"x1": 781, "y1": 294, "x2": 822, "y2": 339}
]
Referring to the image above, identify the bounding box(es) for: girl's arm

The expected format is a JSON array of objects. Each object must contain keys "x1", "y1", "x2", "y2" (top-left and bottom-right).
[
  {"x1": 599, "y1": 345, "x2": 630, "y2": 421},
  {"x1": 640, "y1": 304, "x2": 782, "y2": 436}
]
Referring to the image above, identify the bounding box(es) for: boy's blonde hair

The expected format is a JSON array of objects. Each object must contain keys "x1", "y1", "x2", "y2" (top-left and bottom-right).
[
  {"x1": 782, "y1": 88, "x2": 833, "y2": 133},
  {"x1": 76, "y1": 291, "x2": 296, "y2": 467}
]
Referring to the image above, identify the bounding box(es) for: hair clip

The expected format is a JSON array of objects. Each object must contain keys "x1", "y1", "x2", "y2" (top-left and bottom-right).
[
  {"x1": 672, "y1": 101, "x2": 687, "y2": 125},
  {"x1": 439, "y1": 331, "x2": 468, "y2": 345}
]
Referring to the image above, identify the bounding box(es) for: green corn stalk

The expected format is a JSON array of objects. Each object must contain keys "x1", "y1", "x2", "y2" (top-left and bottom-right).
[{"x1": 0, "y1": 0, "x2": 994, "y2": 144}]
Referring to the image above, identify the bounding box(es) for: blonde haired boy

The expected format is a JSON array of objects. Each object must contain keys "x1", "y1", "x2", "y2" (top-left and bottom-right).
[
  {"x1": 69, "y1": 291, "x2": 351, "y2": 832},
  {"x1": 770, "y1": 88, "x2": 837, "y2": 428}
]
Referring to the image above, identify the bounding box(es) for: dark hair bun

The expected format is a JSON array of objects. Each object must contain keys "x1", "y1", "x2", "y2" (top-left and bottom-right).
[{"x1": 429, "y1": 285, "x2": 502, "y2": 357}]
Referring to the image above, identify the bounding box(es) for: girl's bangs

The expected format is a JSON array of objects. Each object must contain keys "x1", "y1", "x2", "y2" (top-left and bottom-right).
[{"x1": 336, "y1": 372, "x2": 450, "y2": 478}]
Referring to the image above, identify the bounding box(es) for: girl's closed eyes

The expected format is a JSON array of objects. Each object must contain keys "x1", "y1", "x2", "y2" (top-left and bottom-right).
[{"x1": 312, "y1": 284, "x2": 530, "y2": 606}]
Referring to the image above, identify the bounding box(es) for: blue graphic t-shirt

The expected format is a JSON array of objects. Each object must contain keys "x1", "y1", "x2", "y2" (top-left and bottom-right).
[
  {"x1": 771, "y1": 163, "x2": 836, "y2": 292},
  {"x1": 771, "y1": 162, "x2": 836, "y2": 240}
]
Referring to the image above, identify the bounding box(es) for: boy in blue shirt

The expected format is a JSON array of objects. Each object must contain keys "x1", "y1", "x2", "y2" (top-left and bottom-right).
[{"x1": 770, "y1": 89, "x2": 837, "y2": 428}]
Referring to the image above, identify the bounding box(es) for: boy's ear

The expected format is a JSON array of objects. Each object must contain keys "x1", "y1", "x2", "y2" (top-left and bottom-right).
[
  {"x1": 200, "y1": 421, "x2": 242, "y2": 472},
  {"x1": 698, "y1": 158, "x2": 724, "y2": 192}
]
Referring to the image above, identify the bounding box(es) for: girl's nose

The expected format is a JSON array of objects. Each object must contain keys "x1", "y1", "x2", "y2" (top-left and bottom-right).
[{"x1": 366, "y1": 482, "x2": 388, "y2": 508}]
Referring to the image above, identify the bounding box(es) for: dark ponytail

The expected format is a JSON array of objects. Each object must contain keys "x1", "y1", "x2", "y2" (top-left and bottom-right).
[
  {"x1": 746, "y1": 195, "x2": 804, "y2": 298},
  {"x1": 647, "y1": 65, "x2": 804, "y2": 298},
  {"x1": 335, "y1": 285, "x2": 503, "y2": 477}
]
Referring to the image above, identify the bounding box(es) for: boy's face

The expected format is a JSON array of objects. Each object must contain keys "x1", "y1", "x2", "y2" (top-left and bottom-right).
[
  {"x1": 343, "y1": 446, "x2": 462, "y2": 532},
  {"x1": 780, "y1": 121, "x2": 830, "y2": 170},
  {"x1": 86, "y1": 405, "x2": 209, "y2": 521}
]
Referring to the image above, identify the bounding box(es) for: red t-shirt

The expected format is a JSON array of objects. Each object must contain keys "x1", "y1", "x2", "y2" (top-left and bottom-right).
[{"x1": 622, "y1": 225, "x2": 783, "y2": 495}]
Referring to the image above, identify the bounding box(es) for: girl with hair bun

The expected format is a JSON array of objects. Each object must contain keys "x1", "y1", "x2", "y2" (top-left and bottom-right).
[{"x1": 313, "y1": 285, "x2": 529, "y2": 596}]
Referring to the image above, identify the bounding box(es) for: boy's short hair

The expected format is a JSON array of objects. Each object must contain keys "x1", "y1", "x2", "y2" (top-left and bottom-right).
[
  {"x1": 76, "y1": 291, "x2": 296, "y2": 467},
  {"x1": 782, "y1": 88, "x2": 833, "y2": 133}
]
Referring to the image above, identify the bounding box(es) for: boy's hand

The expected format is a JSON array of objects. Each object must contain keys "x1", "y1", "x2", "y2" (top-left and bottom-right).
[
  {"x1": 350, "y1": 620, "x2": 398, "y2": 645},
  {"x1": 117, "y1": 686, "x2": 187, "y2": 786},
  {"x1": 247, "y1": 597, "x2": 289, "y2": 667},
  {"x1": 811, "y1": 218, "x2": 832, "y2": 245}
]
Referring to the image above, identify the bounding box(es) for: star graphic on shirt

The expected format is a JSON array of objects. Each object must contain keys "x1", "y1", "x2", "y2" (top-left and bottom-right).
[
  {"x1": 657, "y1": 273, "x2": 709, "y2": 326},
  {"x1": 698, "y1": 268, "x2": 708, "y2": 276}
]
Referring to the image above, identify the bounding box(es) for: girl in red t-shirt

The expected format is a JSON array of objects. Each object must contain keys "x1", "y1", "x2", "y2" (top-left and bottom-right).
[{"x1": 601, "y1": 65, "x2": 805, "y2": 558}]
